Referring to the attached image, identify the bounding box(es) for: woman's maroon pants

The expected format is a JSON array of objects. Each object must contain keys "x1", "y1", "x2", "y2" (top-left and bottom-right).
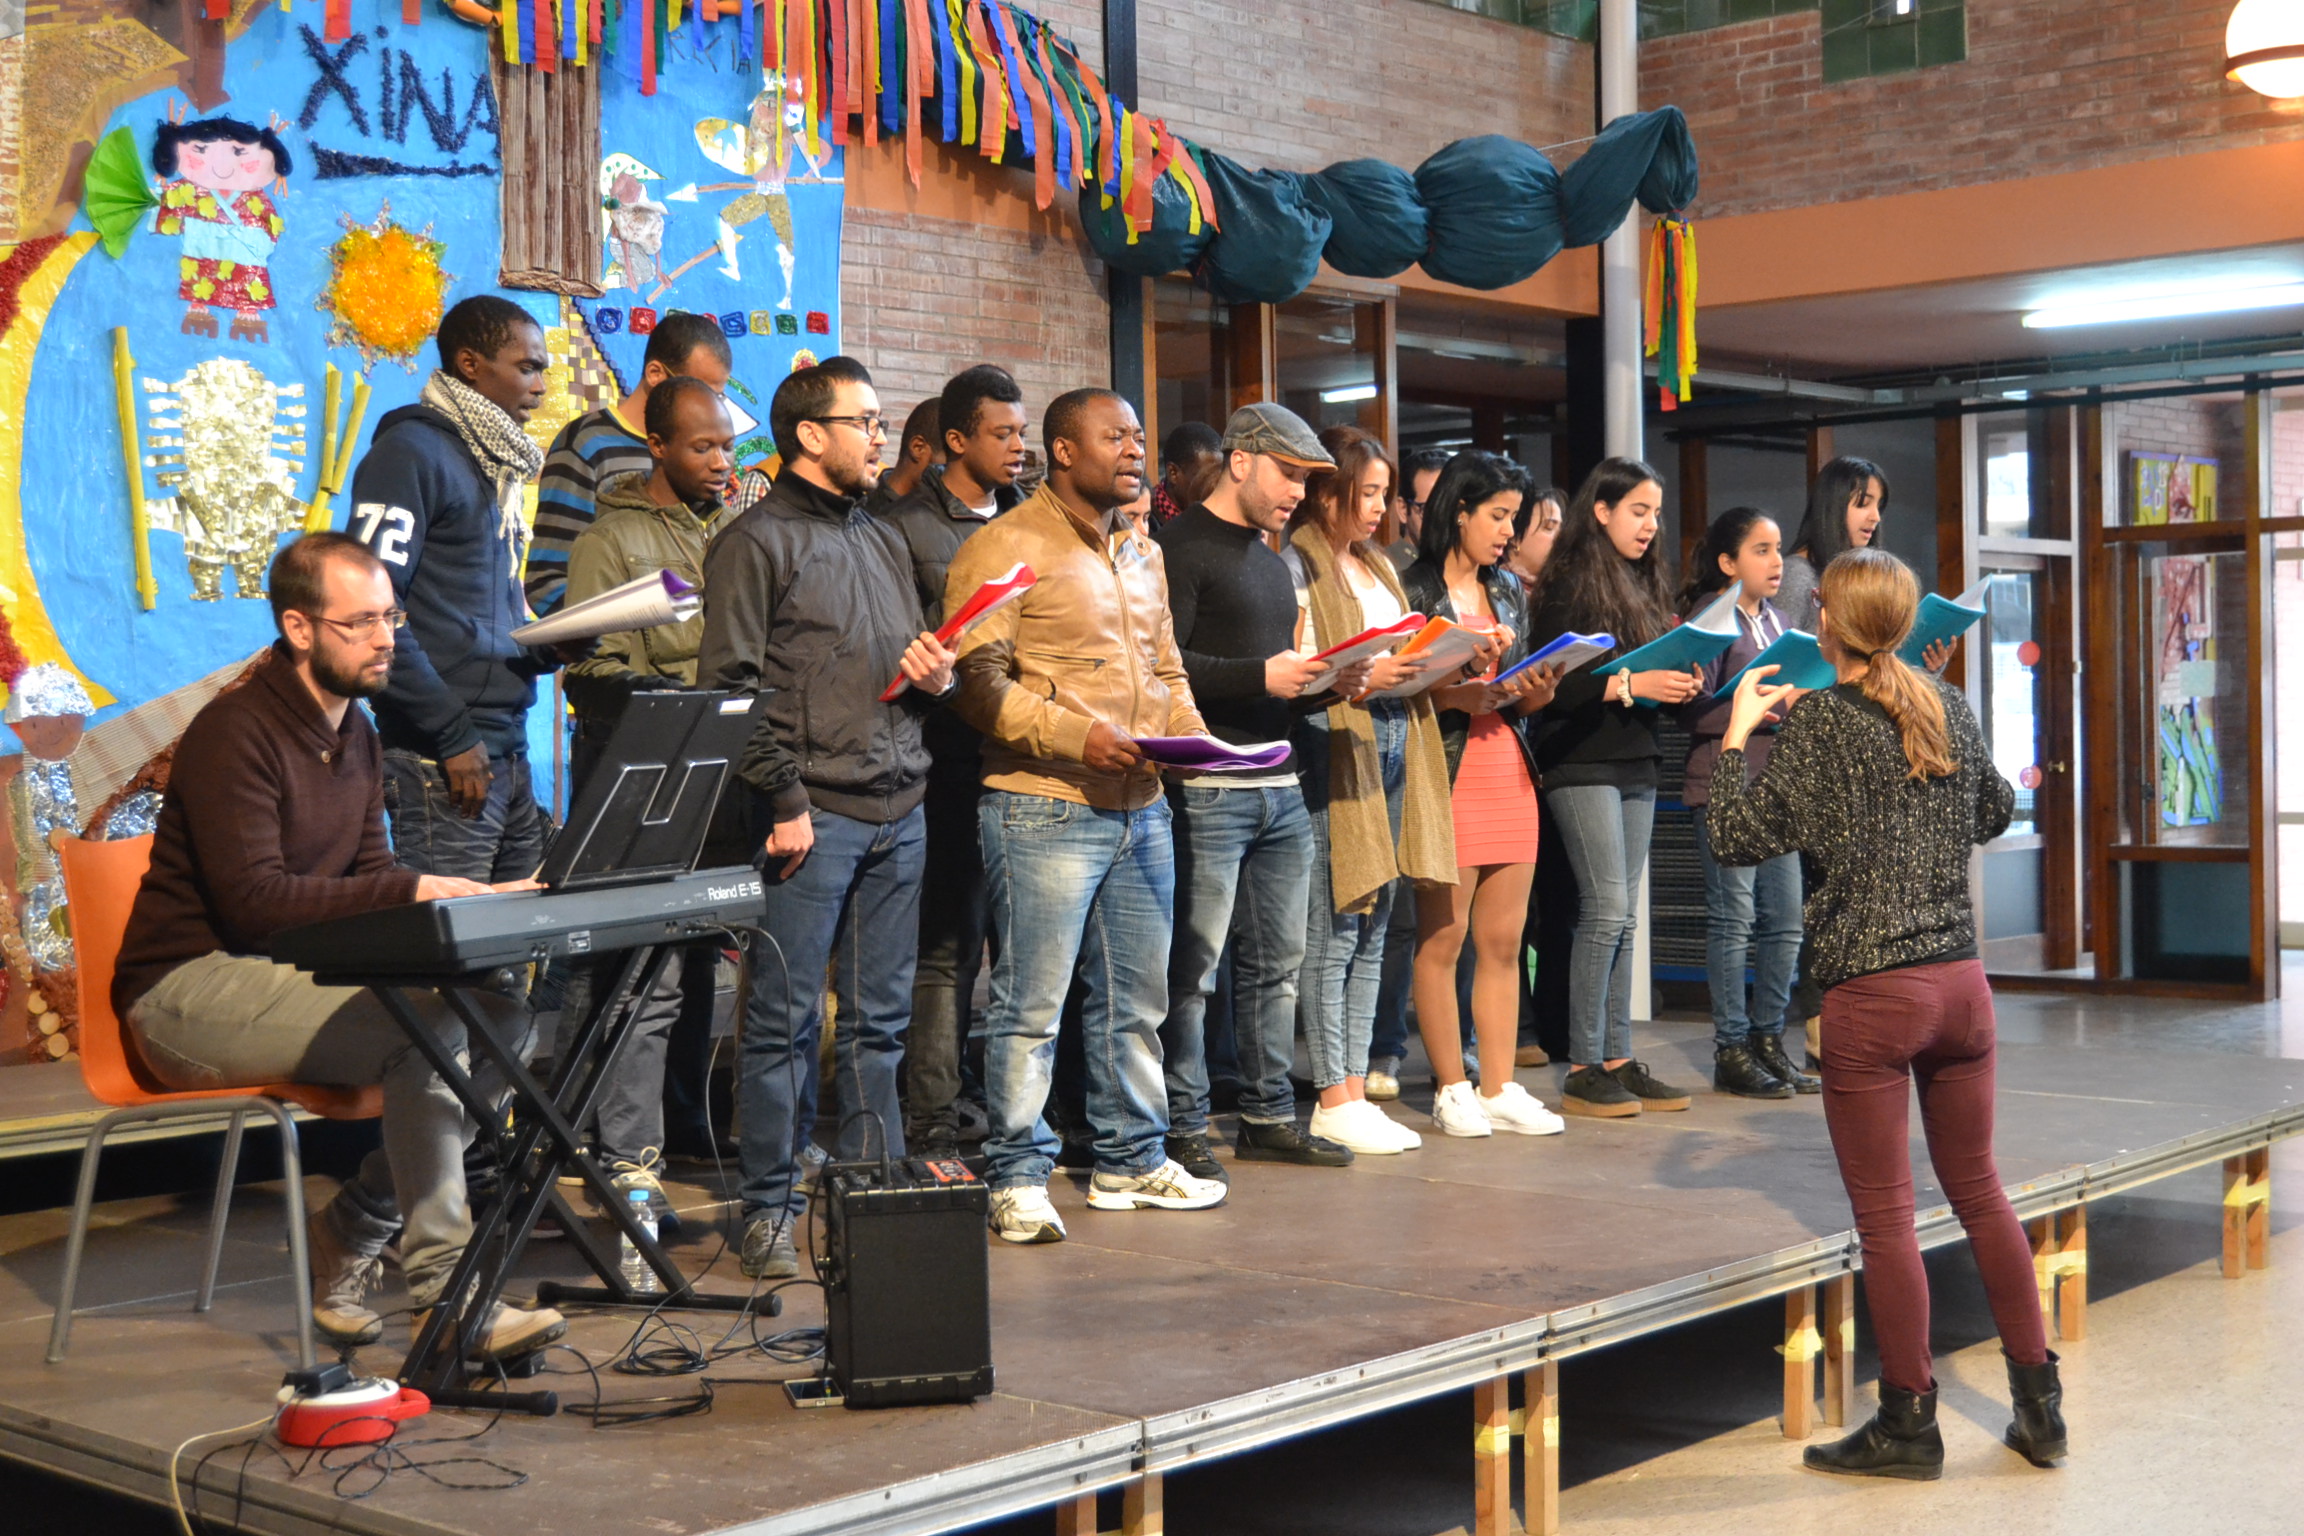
[{"x1": 1819, "y1": 958, "x2": 2049, "y2": 1395}]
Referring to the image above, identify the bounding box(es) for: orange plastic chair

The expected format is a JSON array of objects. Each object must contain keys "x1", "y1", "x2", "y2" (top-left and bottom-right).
[{"x1": 46, "y1": 834, "x2": 382, "y2": 1368}]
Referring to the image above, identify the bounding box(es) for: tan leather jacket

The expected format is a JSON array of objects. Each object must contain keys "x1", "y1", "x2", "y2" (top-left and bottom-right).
[{"x1": 946, "y1": 484, "x2": 1204, "y2": 810}]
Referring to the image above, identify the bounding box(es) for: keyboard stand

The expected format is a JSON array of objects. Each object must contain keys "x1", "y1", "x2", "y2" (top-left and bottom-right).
[{"x1": 327, "y1": 938, "x2": 765, "y2": 1417}]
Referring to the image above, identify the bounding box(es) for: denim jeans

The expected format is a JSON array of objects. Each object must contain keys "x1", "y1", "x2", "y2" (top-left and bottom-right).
[
  {"x1": 736, "y1": 805, "x2": 924, "y2": 1221},
  {"x1": 1163, "y1": 783, "x2": 1312, "y2": 1131},
  {"x1": 128, "y1": 951, "x2": 531, "y2": 1308},
  {"x1": 1543, "y1": 782, "x2": 1657, "y2": 1067},
  {"x1": 905, "y1": 772, "x2": 989, "y2": 1142},
  {"x1": 1295, "y1": 702, "x2": 1407, "y2": 1091},
  {"x1": 382, "y1": 748, "x2": 551, "y2": 882},
  {"x1": 1369, "y1": 879, "x2": 1415, "y2": 1067},
  {"x1": 1692, "y1": 808, "x2": 1803, "y2": 1051},
  {"x1": 978, "y1": 791, "x2": 1173, "y2": 1190}
]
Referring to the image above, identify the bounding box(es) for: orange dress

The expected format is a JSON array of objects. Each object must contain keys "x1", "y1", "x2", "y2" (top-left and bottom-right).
[{"x1": 1448, "y1": 617, "x2": 1541, "y2": 867}]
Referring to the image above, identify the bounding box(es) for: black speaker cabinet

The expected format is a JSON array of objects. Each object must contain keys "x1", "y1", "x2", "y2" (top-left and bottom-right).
[{"x1": 820, "y1": 1158, "x2": 994, "y2": 1408}]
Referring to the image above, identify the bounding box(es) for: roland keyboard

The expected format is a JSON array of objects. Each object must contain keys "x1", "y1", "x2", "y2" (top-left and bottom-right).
[{"x1": 271, "y1": 867, "x2": 767, "y2": 981}]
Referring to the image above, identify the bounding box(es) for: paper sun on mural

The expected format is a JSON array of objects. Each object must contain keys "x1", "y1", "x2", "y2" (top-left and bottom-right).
[{"x1": 319, "y1": 205, "x2": 452, "y2": 370}]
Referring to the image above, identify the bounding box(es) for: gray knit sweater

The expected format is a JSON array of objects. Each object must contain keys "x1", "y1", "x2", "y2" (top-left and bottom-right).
[{"x1": 1705, "y1": 677, "x2": 2014, "y2": 990}]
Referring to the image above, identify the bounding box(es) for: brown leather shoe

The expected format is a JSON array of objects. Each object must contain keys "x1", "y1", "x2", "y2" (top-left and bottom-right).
[
  {"x1": 411, "y1": 1301, "x2": 567, "y2": 1363},
  {"x1": 1513, "y1": 1043, "x2": 1551, "y2": 1068}
]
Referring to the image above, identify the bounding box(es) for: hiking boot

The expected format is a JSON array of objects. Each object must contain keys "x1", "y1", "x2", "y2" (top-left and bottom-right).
[
  {"x1": 1714, "y1": 1044, "x2": 1795, "y2": 1100},
  {"x1": 1750, "y1": 1032, "x2": 1821, "y2": 1094},
  {"x1": 740, "y1": 1216, "x2": 801, "y2": 1279},
  {"x1": 1611, "y1": 1059, "x2": 1693, "y2": 1112},
  {"x1": 1164, "y1": 1131, "x2": 1228, "y2": 1182},
  {"x1": 308, "y1": 1209, "x2": 387, "y2": 1347},
  {"x1": 1804, "y1": 1384, "x2": 1944, "y2": 1480},
  {"x1": 1560, "y1": 1065, "x2": 1641, "y2": 1118},
  {"x1": 1234, "y1": 1119, "x2": 1355, "y2": 1167},
  {"x1": 412, "y1": 1301, "x2": 568, "y2": 1365}
]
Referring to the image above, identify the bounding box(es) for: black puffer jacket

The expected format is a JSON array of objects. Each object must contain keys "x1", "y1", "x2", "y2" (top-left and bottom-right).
[
  {"x1": 1400, "y1": 558, "x2": 1537, "y2": 784},
  {"x1": 697, "y1": 473, "x2": 942, "y2": 826}
]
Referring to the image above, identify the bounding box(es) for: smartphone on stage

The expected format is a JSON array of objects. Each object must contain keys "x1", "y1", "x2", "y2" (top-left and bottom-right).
[{"x1": 784, "y1": 1376, "x2": 844, "y2": 1409}]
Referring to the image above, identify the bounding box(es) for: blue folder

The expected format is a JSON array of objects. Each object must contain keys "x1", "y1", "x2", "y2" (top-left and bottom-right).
[
  {"x1": 1895, "y1": 577, "x2": 1995, "y2": 666},
  {"x1": 1721, "y1": 629, "x2": 1836, "y2": 693}
]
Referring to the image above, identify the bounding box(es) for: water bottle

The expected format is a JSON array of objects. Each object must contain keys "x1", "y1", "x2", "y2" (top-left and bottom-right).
[{"x1": 619, "y1": 1187, "x2": 662, "y2": 1294}]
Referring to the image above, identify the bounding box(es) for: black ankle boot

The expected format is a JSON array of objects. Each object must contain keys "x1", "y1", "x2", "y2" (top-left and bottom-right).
[
  {"x1": 1714, "y1": 1044, "x2": 1795, "y2": 1099},
  {"x1": 2004, "y1": 1350, "x2": 2067, "y2": 1465},
  {"x1": 1802, "y1": 1384, "x2": 1944, "y2": 1480}
]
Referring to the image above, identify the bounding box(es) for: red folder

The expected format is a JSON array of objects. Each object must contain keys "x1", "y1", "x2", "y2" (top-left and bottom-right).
[
  {"x1": 1302, "y1": 611, "x2": 1427, "y2": 692},
  {"x1": 881, "y1": 562, "x2": 1037, "y2": 700}
]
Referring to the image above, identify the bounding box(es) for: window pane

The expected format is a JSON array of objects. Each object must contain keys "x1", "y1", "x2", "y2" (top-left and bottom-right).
[{"x1": 1976, "y1": 570, "x2": 2041, "y2": 836}]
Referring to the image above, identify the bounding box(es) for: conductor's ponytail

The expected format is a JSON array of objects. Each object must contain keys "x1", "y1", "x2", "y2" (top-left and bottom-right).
[{"x1": 1818, "y1": 549, "x2": 1956, "y2": 780}]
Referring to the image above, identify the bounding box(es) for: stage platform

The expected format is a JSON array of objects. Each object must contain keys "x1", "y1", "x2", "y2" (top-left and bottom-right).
[{"x1": 0, "y1": 1021, "x2": 2295, "y2": 1536}]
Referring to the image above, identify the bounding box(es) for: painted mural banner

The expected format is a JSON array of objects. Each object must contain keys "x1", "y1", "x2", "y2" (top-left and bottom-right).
[{"x1": 0, "y1": 8, "x2": 840, "y2": 1069}]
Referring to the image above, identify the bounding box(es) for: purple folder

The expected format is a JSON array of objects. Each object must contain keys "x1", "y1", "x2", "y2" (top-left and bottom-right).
[{"x1": 1132, "y1": 736, "x2": 1293, "y2": 773}]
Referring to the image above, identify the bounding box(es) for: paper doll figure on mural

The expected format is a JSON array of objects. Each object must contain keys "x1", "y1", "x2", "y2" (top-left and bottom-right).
[
  {"x1": 600, "y1": 153, "x2": 670, "y2": 293},
  {"x1": 150, "y1": 103, "x2": 293, "y2": 344},
  {"x1": 637, "y1": 82, "x2": 836, "y2": 310}
]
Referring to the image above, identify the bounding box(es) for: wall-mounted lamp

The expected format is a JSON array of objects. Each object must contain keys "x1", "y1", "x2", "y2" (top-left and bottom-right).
[{"x1": 2227, "y1": 0, "x2": 2304, "y2": 98}]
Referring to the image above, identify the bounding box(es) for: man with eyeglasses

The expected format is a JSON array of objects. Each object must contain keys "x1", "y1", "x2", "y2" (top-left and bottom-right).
[
  {"x1": 1387, "y1": 447, "x2": 1451, "y2": 574},
  {"x1": 698, "y1": 356, "x2": 959, "y2": 1281},
  {"x1": 116, "y1": 533, "x2": 568, "y2": 1363}
]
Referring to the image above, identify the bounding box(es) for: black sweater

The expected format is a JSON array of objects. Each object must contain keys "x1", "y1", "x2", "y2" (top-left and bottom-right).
[
  {"x1": 1523, "y1": 586, "x2": 1665, "y2": 790},
  {"x1": 1705, "y1": 679, "x2": 2014, "y2": 990},
  {"x1": 1154, "y1": 505, "x2": 1297, "y2": 769}
]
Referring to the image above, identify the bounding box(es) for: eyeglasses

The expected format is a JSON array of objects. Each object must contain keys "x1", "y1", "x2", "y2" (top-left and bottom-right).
[
  {"x1": 304, "y1": 609, "x2": 407, "y2": 640},
  {"x1": 810, "y1": 413, "x2": 888, "y2": 438},
  {"x1": 1403, "y1": 498, "x2": 1427, "y2": 517}
]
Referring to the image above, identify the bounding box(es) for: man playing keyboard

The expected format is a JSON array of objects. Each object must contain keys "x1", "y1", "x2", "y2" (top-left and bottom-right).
[{"x1": 114, "y1": 532, "x2": 566, "y2": 1363}]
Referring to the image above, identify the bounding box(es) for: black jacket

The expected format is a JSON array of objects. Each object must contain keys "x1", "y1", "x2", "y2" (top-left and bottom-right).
[
  {"x1": 1400, "y1": 558, "x2": 1536, "y2": 784},
  {"x1": 1522, "y1": 584, "x2": 1667, "y2": 791},
  {"x1": 698, "y1": 471, "x2": 942, "y2": 826},
  {"x1": 875, "y1": 466, "x2": 1013, "y2": 773},
  {"x1": 350, "y1": 404, "x2": 561, "y2": 761}
]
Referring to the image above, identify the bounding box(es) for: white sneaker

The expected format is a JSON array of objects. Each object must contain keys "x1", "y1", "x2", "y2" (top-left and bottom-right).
[
  {"x1": 1478, "y1": 1080, "x2": 1567, "y2": 1136},
  {"x1": 1430, "y1": 1080, "x2": 1494, "y2": 1138},
  {"x1": 989, "y1": 1185, "x2": 1068, "y2": 1244},
  {"x1": 1310, "y1": 1099, "x2": 1407, "y2": 1156},
  {"x1": 1359, "y1": 1100, "x2": 1424, "y2": 1149},
  {"x1": 1085, "y1": 1158, "x2": 1228, "y2": 1211}
]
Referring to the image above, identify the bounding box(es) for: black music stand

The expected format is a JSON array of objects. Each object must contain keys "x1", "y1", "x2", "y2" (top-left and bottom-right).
[{"x1": 301, "y1": 691, "x2": 770, "y2": 1416}]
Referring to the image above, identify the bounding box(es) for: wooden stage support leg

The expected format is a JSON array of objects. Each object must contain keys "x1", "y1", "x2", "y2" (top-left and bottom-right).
[
  {"x1": 1054, "y1": 1491, "x2": 1097, "y2": 1536},
  {"x1": 1473, "y1": 1375, "x2": 1512, "y2": 1536},
  {"x1": 2029, "y1": 1210, "x2": 2089, "y2": 1339},
  {"x1": 1781, "y1": 1286, "x2": 1818, "y2": 1440},
  {"x1": 1523, "y1": 1360, "x2": 1560, "y2": 1536},
  {"x1": 1820, "y1": 1274, "x2": 1855, "y2": 1428},
  {"x1": 1122, "y1": 1473, "x2": 1163, "y2": 1536},
  {"x1": 2223, "y1": 1150, "x2": 2272, "y2": 1279},
  {"x1": 2055, "y1": 1207, "x2": 2088, "y2": 1341}
]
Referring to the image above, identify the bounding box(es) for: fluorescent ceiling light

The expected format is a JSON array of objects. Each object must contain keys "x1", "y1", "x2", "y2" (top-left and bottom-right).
[
  {"x1": 1319, "y1": 382, "x2": 1379, "y2": 403},
  {"x1": 2023, "y1": 282, "x2": 2304, "y2": 329}
]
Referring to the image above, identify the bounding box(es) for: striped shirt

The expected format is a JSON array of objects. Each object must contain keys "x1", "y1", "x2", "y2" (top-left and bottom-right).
[{"x1": 527, "y1": 405, "x2": 651, "y2": 615}]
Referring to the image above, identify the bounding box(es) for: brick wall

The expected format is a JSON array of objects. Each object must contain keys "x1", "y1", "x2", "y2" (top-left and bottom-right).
[
  {"x1": 1645, "y1": 0, "x2": 2303, "y2": 218},
  {"x1": 2106, "y1": 396, "x2": 2248, "y2": 523},
  {"x1": 842, "y1": 206, "x2": 1111, "y2": 426},
  {"x1": 844, "y1": 1, "x2": 1595, "y2": 420},
  {"x1": 1137, "y1": 0, "x2": 1592, "y2": 173}
]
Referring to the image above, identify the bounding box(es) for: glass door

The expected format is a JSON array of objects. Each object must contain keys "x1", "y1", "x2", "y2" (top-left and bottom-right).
[{"x1": 1971, "y1": 409, "x2": 2082, "y2": 979}]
